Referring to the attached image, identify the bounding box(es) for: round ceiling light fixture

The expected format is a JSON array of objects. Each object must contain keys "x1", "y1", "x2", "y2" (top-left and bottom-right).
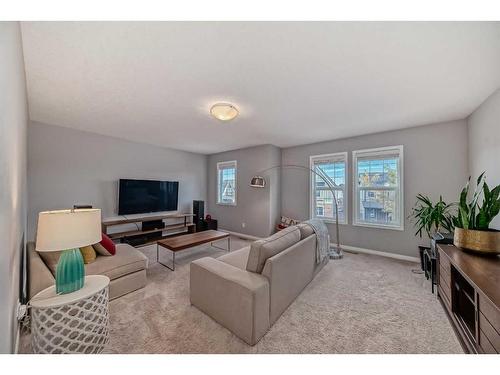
[{"x1": 210, "y1": 103, "x2": 239, "y2": 121}]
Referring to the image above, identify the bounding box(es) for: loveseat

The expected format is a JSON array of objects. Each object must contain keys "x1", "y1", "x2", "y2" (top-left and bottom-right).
[
  {"x1": 28, "y1": 242, "x2": 148, "y2": 300},
  {"x1": 190, "y1": 224, "x2": 327, "y2": 345}
]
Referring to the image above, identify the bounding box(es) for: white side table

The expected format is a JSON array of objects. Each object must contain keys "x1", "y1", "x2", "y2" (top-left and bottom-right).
[{"x1": 30, "y1": 275, "x2": 110, "y2": 354}]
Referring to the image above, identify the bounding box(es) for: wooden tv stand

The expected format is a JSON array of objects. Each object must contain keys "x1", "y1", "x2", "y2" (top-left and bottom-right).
[
  {"x1": 102, "y1": 213, "x2": 196, "y2": 247},
  {"x1": 437, "y1": 244, "x2": 500, "y2": 354}
]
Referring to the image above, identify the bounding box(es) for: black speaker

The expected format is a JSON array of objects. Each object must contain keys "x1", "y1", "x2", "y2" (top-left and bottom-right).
[
  {"x1": 197, "y1": 219, "x2": 208, "y2": 232},
  {"x1": 193, "y1": 200, "x2": 204, "y2": 223},
  {"x1": 206, "y1": 219, "x2": 218, "y2": 230},
  {"x1": 142, "y1": 219, "x2": 165, "y2": 231}
]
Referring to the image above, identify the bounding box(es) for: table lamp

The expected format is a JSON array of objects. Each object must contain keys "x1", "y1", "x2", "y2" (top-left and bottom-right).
[{"x1": 36, "y1": 208, "x2": 101, "y2": 294}]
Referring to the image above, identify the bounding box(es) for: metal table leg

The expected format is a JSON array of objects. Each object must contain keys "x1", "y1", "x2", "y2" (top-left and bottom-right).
[
  {"x1": 211, "y1": 236, "x2": 231, "y2": 252},
  {"x1": 157, "y1": 243, "x2": 175, "y2": 271}
]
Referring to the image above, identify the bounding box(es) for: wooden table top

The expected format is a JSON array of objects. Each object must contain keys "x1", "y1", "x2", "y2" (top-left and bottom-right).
[{"x1": 157, "y1": 230, "x2": 229, "y2": 251}]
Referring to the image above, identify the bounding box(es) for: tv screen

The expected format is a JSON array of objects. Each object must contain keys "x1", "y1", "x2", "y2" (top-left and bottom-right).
[{"x1": 118, "y1": 179, "x2": 179, "y2": 215}]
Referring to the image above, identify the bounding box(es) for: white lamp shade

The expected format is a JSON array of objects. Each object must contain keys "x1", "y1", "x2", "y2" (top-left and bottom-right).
[{"x1": 35, "y1": 209, "x2": 102, "y2": 252}]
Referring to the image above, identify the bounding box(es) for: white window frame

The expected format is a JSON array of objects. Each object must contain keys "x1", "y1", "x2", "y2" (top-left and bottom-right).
[
  {"x1": 216, "y1": 160, "x2": 237, "y2": 206},
  {"x1": 352, "y1": 145, "x2": 404, "y2": 231},
  {"x1": 309, "y1": 152, "x2": 348, "y2": 224}
]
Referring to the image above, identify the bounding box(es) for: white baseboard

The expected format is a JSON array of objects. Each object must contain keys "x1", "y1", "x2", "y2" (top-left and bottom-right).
[
  {"x1": 219, "y1": 229, "x2": 262, "y2": 241},
  {"x1": 335, "y1": 243, "x2": 420, "y2": 263}
]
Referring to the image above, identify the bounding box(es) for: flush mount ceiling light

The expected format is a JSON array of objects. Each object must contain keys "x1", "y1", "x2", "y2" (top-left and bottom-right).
[{"x1": 210, "y1": 103, "x2": 239, "y2": 121}]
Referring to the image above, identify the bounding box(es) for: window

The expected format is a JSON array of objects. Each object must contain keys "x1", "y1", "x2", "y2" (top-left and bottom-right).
[
  {"x1": 310, "y1": 152, "x2": 347, "y2": 223},
  {"x1": 217, "y1": 160, "x2": 237, "y2": 205},
  {"x1": 353, "y1": 146, "x2": 404, "y2": 230}
]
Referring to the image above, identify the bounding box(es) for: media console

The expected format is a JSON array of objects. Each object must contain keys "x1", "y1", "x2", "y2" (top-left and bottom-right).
[
  {"x1": 102, "y1": 213, "x2": 196, "y2": 247},
  {"x1": 437, "y1": 244, "x2": 500, "y2": 354}
]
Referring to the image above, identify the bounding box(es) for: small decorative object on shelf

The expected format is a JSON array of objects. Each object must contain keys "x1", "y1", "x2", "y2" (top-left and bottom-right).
[
  {"x1": 452, "y1": 172, "x2": 500, "y2": 255},
  {"x1": 30, "y1": 275, "x2": 110, "y2": 354}
]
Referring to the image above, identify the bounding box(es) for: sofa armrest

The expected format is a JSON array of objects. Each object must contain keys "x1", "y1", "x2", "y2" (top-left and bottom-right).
[
  {"x1": 28, "y1": 242, "x2": 55, "y2": 299},
  {"x1": 261, "y1": 235, "x2": 319, "y2": 324},
  {"x1": 190, "y1": 257, "x2": 270, "y2": 345}
]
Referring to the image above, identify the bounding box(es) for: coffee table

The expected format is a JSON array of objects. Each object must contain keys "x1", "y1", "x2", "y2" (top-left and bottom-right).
[{"x1": 156, "y1": 230, "x2": 230, "y2": 270}]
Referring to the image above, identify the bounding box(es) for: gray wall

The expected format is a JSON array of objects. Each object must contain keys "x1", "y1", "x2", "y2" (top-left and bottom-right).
[
  {"x1": 468, "y1": 88, "x2": 500, "y2": 229},
  {"x1": 207, "y1": 145, "x2": 281, "y2": 238},
  {"x1": 281, "y1": 120, "x2": 468, "y2": 258},
  {"x1": 0, "y1": 22, "x2": 29, "y2": 353},
  {"x1": 28, "y1": 122, "x2": 207, "y2": 240}
]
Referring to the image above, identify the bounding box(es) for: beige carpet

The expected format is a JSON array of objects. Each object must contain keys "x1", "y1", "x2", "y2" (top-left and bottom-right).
[{"x1": 100, "y1": 237, "x2": 463, "y2": 354}]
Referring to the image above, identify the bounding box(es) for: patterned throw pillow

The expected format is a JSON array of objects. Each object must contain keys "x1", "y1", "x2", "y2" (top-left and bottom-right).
[
  {"x1": 280, "y1": 216, "x2": 300, "y2": 227},
  {"x1": 38, "y1": 251, "x2": 62, "y2": 275},
  {"x1": 93, "y1": 233, "x2": 116, "y2": 256},
  {"x1": 93, "y1": 242, "x2": 113, "y2": 256},
  {"x1": 80, "y1": 245, "x2": 97, "y2": 264}
]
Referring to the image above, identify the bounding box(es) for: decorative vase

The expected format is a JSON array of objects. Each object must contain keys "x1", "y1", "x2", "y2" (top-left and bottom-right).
[
  {"x1": 453, "y1": 227, "x2": 500, "y2": 255},
  {"x1": 55, "y1": 248, "x2": 85, "y2": 294}
]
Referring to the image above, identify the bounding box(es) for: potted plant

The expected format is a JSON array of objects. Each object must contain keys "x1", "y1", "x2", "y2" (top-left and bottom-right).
[
  {"x1": 409, "y1": 194, "x2": 455, "y2": 268},
  {"x1": 410, "y1": 194, "x2": 455, "y2": 238},
  {"x1": 453, "y1": 172, "x2": 500, "y2": 255}
]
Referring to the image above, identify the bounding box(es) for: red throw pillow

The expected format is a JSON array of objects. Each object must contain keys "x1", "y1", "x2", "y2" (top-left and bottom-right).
[{"x1": 98, "y1": 233, "x2": 116, "y2": 255}]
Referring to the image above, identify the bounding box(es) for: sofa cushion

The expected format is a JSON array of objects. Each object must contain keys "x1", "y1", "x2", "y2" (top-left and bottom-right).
[
  {"x1": 246, "y1": 226, "x2": 301, "y2": 273},
  {"x1": 85, "y1": 243, "x2": 148, "y2": 280},
  {"x1": 39, "y1": 250, "x2": 62, "y2": 275},
  {"x1": 297, "y1": 223, "x2": 314, "y2": 239},
  {"x1": 28, "y1": 242, "x2": 55, "y2": 299},
  {"x1": 218, "y1": 246, "x2": 250, "y2": 270}
]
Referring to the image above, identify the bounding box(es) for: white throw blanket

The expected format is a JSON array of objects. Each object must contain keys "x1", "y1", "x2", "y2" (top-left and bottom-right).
[{"x1": 303, "y1": 219, "x2": 329, "y2": 264}]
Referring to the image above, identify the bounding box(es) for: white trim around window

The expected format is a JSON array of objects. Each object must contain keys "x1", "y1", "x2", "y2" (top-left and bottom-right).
[
  {"x1": 352, "y1": 145, "x2": 404, "y2": 231},
  {"x1": 309, "y1": 152, "x2": 348, "y2": 224},
  {"x1": 216, "y1": 160, "x2": 237, "y2": 206}
]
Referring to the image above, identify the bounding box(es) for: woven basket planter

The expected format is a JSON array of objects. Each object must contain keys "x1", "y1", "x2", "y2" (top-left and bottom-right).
[{"x1": 454, "y1": 227, "x2": 500, "y2": 255}]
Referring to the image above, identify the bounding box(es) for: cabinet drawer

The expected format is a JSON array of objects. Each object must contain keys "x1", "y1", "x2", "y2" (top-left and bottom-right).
[
  {"x1": 479, "y1": 295, "x2": 500, "y2": 334},
  {"x1": 438, "y1": 285, "x2": 451, "y2": 310},
  {"x1": 479, "y1": 329, "x2": 497, "y2": 354},
  {"x1": 439, "y1": 275, "x2": 451, "y2": 301},
  {"x1": 439, "y1": 271, "x2": 451, "y2": 291},
  {"x1": 439, "y1": 262, "x2": 450, "y2": 280},
  {"x1": 479, "y1": 311, "x2": 500, "y2": 352},
  {"x1": 438, "y1": 249, "x2": 451, "y2": 274}
]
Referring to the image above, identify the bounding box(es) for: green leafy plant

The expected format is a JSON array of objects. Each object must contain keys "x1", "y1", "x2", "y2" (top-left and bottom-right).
[
  {"x1": 453, "y1": 172, "x2": 500, "y2": 230},
  {"x1": 409, "y1": 194, "x2": 455, "y2": 238}
]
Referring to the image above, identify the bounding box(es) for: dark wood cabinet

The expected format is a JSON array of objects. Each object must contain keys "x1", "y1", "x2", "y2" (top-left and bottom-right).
[{"x1": 437, "y1": 244, "x2": 500, "y2": 354}]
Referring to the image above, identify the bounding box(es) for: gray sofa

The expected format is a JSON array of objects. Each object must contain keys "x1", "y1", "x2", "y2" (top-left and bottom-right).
[
  {"x1": 190, "y1": 224, "x2": 328, "y2": 345},
  {"x1": 28, "y1": 242, "x2": 148, "y2": 300}
]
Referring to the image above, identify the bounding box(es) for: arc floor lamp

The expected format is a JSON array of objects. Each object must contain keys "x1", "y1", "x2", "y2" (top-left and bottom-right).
[{"x1": 250, "y1": 164, "x2": 343, "y2": 260}]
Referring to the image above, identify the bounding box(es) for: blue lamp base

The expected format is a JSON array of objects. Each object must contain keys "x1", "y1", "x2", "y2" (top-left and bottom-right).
[{"x1": 56, "y1": 248, "x2": 85, "y2": 294}]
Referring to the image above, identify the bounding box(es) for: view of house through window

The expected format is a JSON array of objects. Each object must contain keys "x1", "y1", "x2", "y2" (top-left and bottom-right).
[
  {"x1": 353, "y1": 146, "x2": 403, "y2": 230},
  {"x1": 310, "y1": 152, "x2": 347, "y2": 223},
  {"x1": 217, "y1": 161, "x2": 237, "y2": 205}
]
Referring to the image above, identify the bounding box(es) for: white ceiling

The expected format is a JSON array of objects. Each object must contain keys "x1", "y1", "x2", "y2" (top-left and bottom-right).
[{"x1": 21, "y1": 22, "x2": 500, "y2": 154}]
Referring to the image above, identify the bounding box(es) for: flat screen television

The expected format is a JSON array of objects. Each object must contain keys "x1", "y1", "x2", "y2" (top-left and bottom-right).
[{"x1": 118, "y1": 179, "x2": 179, "y2": 215}]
